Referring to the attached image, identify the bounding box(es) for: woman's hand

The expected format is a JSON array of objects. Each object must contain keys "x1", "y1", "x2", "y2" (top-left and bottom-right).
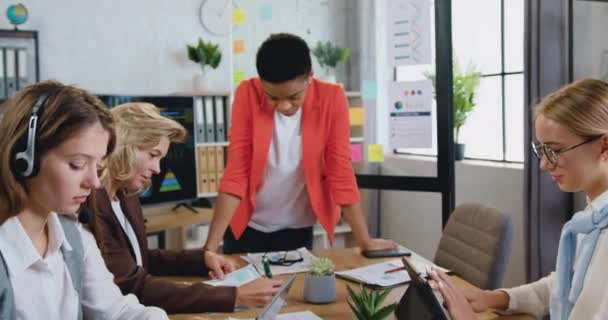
[
  {"x1": 361, "y1": 238, "x2": 398, "y2": 252},
  {"x1": 235, "y1": 278, "x2": 283, "y2": 307},
  {"x1": 204, "y1": 250, "x2": 236, "y2": 279},
  {"x1": 429, "y1": 269, "x2": 480, "y2": 320}
]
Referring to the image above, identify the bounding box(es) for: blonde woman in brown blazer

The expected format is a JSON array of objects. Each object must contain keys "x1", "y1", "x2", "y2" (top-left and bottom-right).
[{"x1": 89, "y1": 102, "x2": 281, "y2": 314}]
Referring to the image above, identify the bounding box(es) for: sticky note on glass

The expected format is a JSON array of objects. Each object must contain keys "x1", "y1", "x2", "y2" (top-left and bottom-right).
[
  {"x1": 233, "y1": 69, "x2": 246, "y2": 85},
  {"x1": 233, "y1": 8, "x2": 245, "y2": 26},
  {"x1": 260, "y1": 4, "x2": 272, "y2": 21},
  {"x1": 350, "y1": 144, "x2": 362, "y2": 162},
  {"x1": 368, "y1": 144, "x2": 384, "y2": 162},
  {"x1": 362, "y1": 80, "x2": 377, "y2": 100},
  {"x1": 349, "y1": 108, "x2": 365, "y2": 125},
  {"x1": 233, "y1": 40, "x2": 245, "y2": 54}
]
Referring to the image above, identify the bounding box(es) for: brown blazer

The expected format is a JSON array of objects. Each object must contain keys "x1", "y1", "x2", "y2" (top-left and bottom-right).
[{"x1": 90, "y1": 189, "x2": 236, "y2": 314}]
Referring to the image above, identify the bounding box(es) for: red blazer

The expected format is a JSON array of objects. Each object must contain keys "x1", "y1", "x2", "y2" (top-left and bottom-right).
[{"x1": 219, "y1": 78, "x2": 360, "y2": 243}]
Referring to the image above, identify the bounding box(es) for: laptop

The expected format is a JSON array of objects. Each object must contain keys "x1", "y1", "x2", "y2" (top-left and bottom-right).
[{"x1": 256, "y1": 274, "x2": 297, "y2": 320}]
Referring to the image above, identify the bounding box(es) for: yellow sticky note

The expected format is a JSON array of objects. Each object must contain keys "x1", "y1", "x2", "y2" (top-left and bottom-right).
[
  {"x1": 233, "y1": 39, "x2": 245, "y2": 54},
  {"x1": 233, "y1": 69, "x2": 246, "y2": 85},
  {"x1": 349, "y1": 108, "x2": 365, "y2": 125},
  {"x1": 368, "y1": 144, "x2": 384, "y2": 163},
  {"x1": 233, "y1": 8, "x2": 245, "y2": 26}
]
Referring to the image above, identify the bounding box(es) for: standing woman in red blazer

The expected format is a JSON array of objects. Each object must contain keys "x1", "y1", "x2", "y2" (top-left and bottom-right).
[{"x1": 204, "y1": 33, "x2": 397, "y2": 254}]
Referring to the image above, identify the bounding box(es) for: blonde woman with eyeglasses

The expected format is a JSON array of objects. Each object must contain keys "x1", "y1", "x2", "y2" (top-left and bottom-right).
[{"x1": 430, "y1": 79, "x2": 608, "y2": 320}]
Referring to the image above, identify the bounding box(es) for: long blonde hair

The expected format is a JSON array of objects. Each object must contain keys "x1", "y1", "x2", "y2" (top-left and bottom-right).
[
  {"x1": 101, "y1": 102, "x2": 186, "y2": 199},
  {"x1": 0, "y1": 81, "x2": 115, "y2": 223},
  {"x1": 535, "y1": 79, "x2": 608, "y2": 138}
]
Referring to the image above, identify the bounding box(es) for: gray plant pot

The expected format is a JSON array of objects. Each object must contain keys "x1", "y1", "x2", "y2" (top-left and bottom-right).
[
  {"x1": 455, "y1": 143, "x2": 465, "y2": 161},
  {"x1": 303, "y1": 273, "x2": 336, "y2": 304}
]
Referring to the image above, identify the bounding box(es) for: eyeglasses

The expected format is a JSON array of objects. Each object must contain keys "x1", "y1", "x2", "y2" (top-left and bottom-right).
[
  {"x1": 531, "y1": 135, "x2": 602, "y2": 167},
  {"x1": 262, "y1": 250, "x2": 304, "y2": 266}
]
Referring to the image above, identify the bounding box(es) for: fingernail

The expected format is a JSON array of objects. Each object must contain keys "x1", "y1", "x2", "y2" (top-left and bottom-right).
[{"x1": 438, "y1": 281, "x2": 444, "y2": 288}]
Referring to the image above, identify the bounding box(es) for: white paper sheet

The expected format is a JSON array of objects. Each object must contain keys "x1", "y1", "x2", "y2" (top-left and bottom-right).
[
  {"x1": 386, "y1": 0, "x2": 432, "y2": 67},
  {"x1": 204, "y1": 264, "x2": 261, "y2": 287},
  {"x1": 229, "y1": 311, "x2": 322, "y2": 320},
  {"x1": 388, "y1": 80, "x2": 433, "y2": 149},
  {"x1": 336, "y1": 253, "x2": 449, "y2": 288}
]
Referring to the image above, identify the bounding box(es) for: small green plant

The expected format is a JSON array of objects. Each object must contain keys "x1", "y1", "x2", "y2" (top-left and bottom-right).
[
  {"x1": 347, "y1": 285, "x2": 398, "y2": 320},
  {"x1": 187, "y1": 38, "x2": 222, "y2": 71},
  {"x1": 308, "y1": 257, "x2": 335, "y2": 277},
  {"x1": 312, "y1": 41, "x2": 351, "y2": 74},
  {"x1": 424, "y1": 59, "x2": 481, "y2": 143}
]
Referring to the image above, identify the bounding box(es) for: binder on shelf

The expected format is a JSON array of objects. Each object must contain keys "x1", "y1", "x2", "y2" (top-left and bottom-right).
[
  {"x1": 204, "y1": 96, "x2": 216, "y2": 142},
  {"x1": 0, "y1": 48, "x2": 6, "y2": 100},
  {"x1": 215, "y1": 146, "x2": 225, "y2": 191},
  {"x1": 194, "y1": 97, "x2": 205, "y2": 144},
  {"x1": 16, "y1": 49, "x2": 27, "y2": 90},
  {"x1": 197, "y1": 146, "x2": 210, "y2": 194},
  {"x1": 215, "y1": 96, "x2": 226, "y2": 142},
  {"x1": 207, "y1": 147, "x2": 217, "y2": 193},
  {"x1": 5, "y1": 48, "x2": 16, "y2": 97}
]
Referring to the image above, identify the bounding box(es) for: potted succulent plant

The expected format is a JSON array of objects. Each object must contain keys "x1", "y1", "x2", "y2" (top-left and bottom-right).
[
  {"x1": 186, "y1": 38, "x2": 222, "y2": 91},
  {"x1": 303, "y1": 257, "x2": 336, "y2": 304},
  {"x1": 425, "y1": 60, "x2": 481, "y2": 160},
  {"x1": 347, "y1": 285, "x2": 398, "y2": 320},
  {"x1": 311, "y1": 41, "x2": 351, "y2": 83}
]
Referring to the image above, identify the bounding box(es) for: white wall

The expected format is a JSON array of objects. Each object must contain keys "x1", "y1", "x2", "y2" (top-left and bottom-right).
[
  {"x1": 573, "y1": 1, "x2": 608, "y2": 81},
  {"x1": 232, "y1": 0, "x2": 352, "y2": 88},
  {"x1": 1, "y1": 0, "x2": 231, "y2": 94},
  {"x1": 379, "y1": 155, "x2": 526, "y2": 287}
]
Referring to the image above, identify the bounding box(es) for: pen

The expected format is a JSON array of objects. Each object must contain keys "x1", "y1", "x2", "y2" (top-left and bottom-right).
[
  {"x1": 262, "y1": 256, "x2": 273, "y2": 278},
  {"x1": 384, "y1": 266, "x2": 405, "y2": 274}
]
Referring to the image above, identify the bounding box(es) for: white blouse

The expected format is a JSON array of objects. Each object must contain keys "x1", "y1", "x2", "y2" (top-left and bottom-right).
[{"x1": 0, "y1": 213, "x2": 167, "y2": 320}]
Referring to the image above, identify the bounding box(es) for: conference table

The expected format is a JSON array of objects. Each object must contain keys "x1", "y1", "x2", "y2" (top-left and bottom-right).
[{"x1": 168, "y1": 248, "x2": 533, "y2": 320}]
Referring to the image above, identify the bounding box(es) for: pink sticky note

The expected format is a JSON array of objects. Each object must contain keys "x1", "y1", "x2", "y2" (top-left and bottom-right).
[{"x1": 350, "y1": 143, "x2": 362, "y2": 163}]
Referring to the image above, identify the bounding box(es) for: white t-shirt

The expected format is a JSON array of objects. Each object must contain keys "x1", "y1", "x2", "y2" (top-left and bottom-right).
[
  {"x1": 111, "y1": 200, "x2": 143, "y2": 266},
  {"x1": 249, "y1": 108, "x2": 316, "y2": 233},
  {"x1": 0, "y1": 213, "x2": 166, "y2": 320}
]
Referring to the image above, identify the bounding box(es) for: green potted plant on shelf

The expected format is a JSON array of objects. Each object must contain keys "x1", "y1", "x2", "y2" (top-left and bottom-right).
[
  {"x1": 311, "y1": 41, "x2": 351, "y2": 83},
  {"x1": 347, "y1": 285, "x2": 398, "y2": 320},
  {"x1": 187, "y1": 38, "x2": 222, "y2": 91},
  {"x1": 303, "y1": 257, "x2": 337, "y2": 304},
  {"x1": 425, "y1": 59, "x2": 481, "y2": 160}
]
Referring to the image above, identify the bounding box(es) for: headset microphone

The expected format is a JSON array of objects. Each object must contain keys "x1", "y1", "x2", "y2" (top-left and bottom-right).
[{"x1": 78, "y1": 206, "x2": 92, "y2": 224}]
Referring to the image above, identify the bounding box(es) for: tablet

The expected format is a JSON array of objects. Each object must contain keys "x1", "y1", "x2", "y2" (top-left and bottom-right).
[
  {"x1": 256, "y1": 274, "x2": 297, "y2": 320},
  {"x1": 362, "y1": 247, "x2": 412, "y2": 258},
  {"x1": 395, "y1": 257, "x2": 450, "y2": 320}
]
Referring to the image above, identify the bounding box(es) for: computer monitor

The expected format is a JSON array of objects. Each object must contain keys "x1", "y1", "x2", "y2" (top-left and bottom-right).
[{"x1": 98, "y1": 95, "x2": 197, "y2": 206}]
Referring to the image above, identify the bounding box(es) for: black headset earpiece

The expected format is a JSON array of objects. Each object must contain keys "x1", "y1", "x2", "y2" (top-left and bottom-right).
[
  {"x1": 78, "y1": 206, "x2": 92, "y2": 224},
  {"x1": 12, "y1": 93, "x2": 50, "y2": 178}
]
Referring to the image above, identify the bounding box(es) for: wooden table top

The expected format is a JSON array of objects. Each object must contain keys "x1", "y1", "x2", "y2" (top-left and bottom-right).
[
  {"x1": 168, "y1": 248, "x2": 533, "y2": 320},
  {"x1": 143, "y1": 205, "x2": 213, "y2": 234}
]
